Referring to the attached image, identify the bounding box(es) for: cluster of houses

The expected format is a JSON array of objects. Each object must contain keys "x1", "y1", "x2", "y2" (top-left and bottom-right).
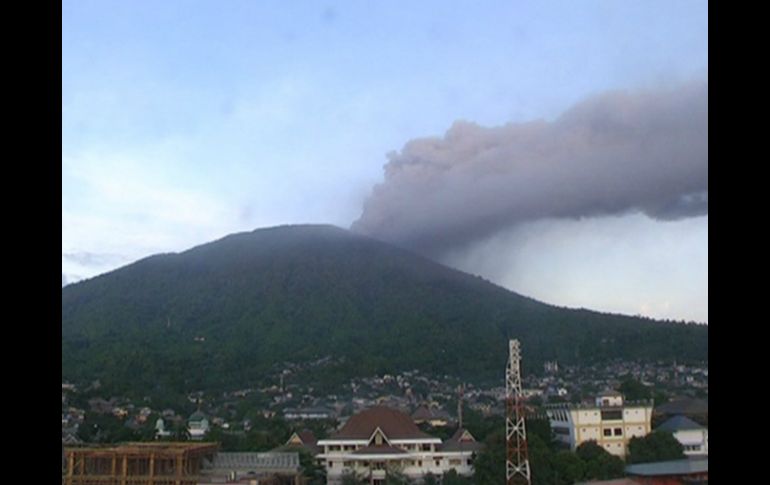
[
  {"x1": 64, "y1": 393, "x2": 709, "y2": 485},
  {"x1": 529, "y1": 360, "x2": 709, "y2": 402},
  {"x1": 63, "y1": 363, "x2": 709, "y2": 484}
]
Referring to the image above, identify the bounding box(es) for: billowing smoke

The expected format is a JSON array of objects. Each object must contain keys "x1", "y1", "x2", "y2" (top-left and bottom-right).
[{"x1": 352, "y1": 80, "x2": 707, "y2": 255}]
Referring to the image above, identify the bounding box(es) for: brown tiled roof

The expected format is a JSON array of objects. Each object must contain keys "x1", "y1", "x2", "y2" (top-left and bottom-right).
[
  {"x1": 448, "y1": 428, "x2": 476, "y2": 443},
  {"x1": 330, "y1": 406, "x2": 434, "y2": 440},
  {"x1": 351, "y1": 444, "x2": 408, "y2": 455},
  {"x1": 412, "y1": 406, "x2": 452, "y2": 422},
  {"x1": 440, "y1": 428, "x2": 484, "y2": 452},
  {"x1": 284, "y1": 429, "x2": 321, "y2": 455},
  {"x1": 297, "y1": 429, "x2": 317, "y2": 445},
  {"x1": 439, "y1": 440, "x2": 484, "y2": 452},
  {"x1": 412, "y1": 406, "x2": 433, "y2": 420}
]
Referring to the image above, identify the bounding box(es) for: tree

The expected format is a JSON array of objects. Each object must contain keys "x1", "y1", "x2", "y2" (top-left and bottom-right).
[
  {"x1": 442, "y1": 469, "x2": 472, "y2": 484},
  {"x1": 297, "y1": 449, "x2": 326, "y2": 485},
  {"x1": 527, "y1": 434, "x2": 559, "y2": 485},
  {"x1": 549, "y1": 450, "x2": 585, "y2": 484},
  {"x1": 617, "y1": 377, "x2": 651, "y2": 401},
  {"x1": 340, "y1": 471, "x2": 365, "y2": 485},
  {"x1": 472, "y1": 429, "x2": 505, "y2": 484},
  {"x1": 627, "y1": 431, "x2": 685, "y2": 464},
  {"x1": 385, "y1": 468, "x2": 412, "y2": 484},
  {"x1": 576, "y1": 441, "x2": 624, "y2": 480},
  {"x1": 204, "y1": 427, "x2": 246, "y2": 451},
  {"x1": 422, "y1": 473, "x2": 439, "y2": 485},
  {"x1": 170, "y1": 421, "x2": 190, "y2": 441},
  {"x1": 526, "y1": 418, "x2": 554, "y2": 449}
]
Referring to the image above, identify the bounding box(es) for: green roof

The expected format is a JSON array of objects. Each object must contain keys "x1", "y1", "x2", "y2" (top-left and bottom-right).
[{"x1": 626, "y1": 457, "x2": 708, "y2": 476}]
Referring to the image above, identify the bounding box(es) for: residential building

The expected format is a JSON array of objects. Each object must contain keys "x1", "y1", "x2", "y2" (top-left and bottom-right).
[
  {"x1": 317, "y1": 406, "x2": 481, "y2": 485},
  {"x1": 155, "y1": 417, "x2": 171, "y2": 438},
  {"x1": 283, "y1": 407, "x2": 334, "y2": 420},
  {"x1": 188, "y1": 411, "x2": 210, "y2": 440},
  {"x1": 411, "y1": 406, "x2": 452, "y2": 427},
  {"x1": 655, "y1": 415, "x2": 708, "y2": 456},
  {"x1": 285, "y1": 429, "x2": 321, "y2": 455},
  {"x1": 546, "y1": 391, "x2": 653, "y2": 458}
]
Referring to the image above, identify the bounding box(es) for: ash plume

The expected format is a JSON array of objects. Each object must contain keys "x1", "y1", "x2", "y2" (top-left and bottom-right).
[{"x1": 351, "y1": 80, "x2": 708, "y2": 254}]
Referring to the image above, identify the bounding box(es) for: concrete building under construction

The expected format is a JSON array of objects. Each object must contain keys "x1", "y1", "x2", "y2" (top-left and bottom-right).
[{"x1": 63, "y1": 442, "x2": 219, "y2": 485}]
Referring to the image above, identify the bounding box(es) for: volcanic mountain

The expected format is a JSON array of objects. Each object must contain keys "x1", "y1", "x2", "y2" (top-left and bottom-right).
[{"x1": 61, "y1": 224, "x2": 707, "y2": 396}]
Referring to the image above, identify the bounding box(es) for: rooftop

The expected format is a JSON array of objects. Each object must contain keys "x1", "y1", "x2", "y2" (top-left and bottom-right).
[
  {"x1": 440, "y1": 429, "x2": 484, "y2": 452},
  {"x1": 352, "y1": 445, "x2": 408, "y2": 455},
  {"x1": 64, "y1": 442, "x2": 219, "y2": 457},
  {"x1": 656, "y1": 415, "x2": 706, "y2": 432},
  {"x1": 327, "y1": 406, "x2": 434, "y2": 440},
  {"x1": 626, "y1": 457, "x2": 708, "y2": 476},
  {"x1": 206, "y1": 452, "x2": 300, "y2": 471}
]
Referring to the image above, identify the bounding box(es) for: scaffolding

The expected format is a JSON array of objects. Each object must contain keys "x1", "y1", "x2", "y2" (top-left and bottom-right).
[{"x1": 63, "y1": 442, "x2": 219, "y2": 485}]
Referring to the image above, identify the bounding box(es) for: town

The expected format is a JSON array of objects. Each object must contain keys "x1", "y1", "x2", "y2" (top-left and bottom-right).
[{"x1": 62, "y1": 354, "x2": 708, "y2": 484}]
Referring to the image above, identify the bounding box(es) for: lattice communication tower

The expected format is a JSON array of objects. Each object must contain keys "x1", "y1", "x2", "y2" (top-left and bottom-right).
[{"x1": 506, "y1": 339, "x2": 531, "y2": 485}]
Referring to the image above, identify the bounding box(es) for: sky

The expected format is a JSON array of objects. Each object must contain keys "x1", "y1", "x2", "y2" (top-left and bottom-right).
[{"x1": 62, "y1": 0, "x2": 708, "y2": 323}]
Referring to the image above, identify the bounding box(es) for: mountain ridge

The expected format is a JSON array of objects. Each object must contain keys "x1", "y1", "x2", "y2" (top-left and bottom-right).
[{"x1": 62, "y1": 224, "x2": 707, "y2": 396}]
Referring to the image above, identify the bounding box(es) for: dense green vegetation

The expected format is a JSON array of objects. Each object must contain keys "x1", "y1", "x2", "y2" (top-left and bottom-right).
[
  {"x1": 471, "y1": 426, "x2": 626, "y2": 485},
  {"x1": 62, "y1": 225, "x2": 708, "y2": 397},
  {"x1": 627, "y1": 431, "x2": 685, "y2": 464}
]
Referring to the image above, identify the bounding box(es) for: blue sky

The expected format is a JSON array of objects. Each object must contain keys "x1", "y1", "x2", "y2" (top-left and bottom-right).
[{"x1": 62, "y1": 1, "x2": 708, "y2": 322}]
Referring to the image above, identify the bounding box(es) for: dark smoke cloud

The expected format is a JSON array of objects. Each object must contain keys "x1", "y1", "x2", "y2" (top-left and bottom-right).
[{"x1": 352, "y1": 80, "x2": 707, "y2": 254}]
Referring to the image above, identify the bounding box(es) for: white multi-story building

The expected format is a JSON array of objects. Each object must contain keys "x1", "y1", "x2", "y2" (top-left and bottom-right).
[
  {"x1": 546, "y1": 391, "x2": 653, "y2": 457},
  {"x1": 656, "y1": 415, "x2": 708, "y2": 456},
  {"x1": 317, "y1": 406, "x2": 482, "y2": 485}
]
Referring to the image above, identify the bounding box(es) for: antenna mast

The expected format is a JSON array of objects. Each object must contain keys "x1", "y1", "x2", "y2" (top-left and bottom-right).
[
  {"x1": 506, "y1": 339, "x2": 531, "y2": 485},
  {"x1": 457, "y1": 383, "x2": 464, "y2": 429}
]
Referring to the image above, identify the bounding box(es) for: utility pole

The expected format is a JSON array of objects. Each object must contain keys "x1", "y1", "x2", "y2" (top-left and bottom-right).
[
  {"x1": 457, "y1": 383, "x2": 464, "y2": 429},
  {"x1": 506, "y1": 339, "x2": 531, "y2": 485}
]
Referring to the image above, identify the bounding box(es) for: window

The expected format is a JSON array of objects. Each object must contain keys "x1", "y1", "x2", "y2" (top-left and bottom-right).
[
  {"x1": 422, "y1": 444, "x2": 431, "y2": 451},
  {"x1": 418, "y1": 461, "x2": 423, "y2": 467},
  {"x1": 603, "y1": 429, "x2": 612, "y2": 437},
  {"x1": 449, "y1": 459, "x2": 461, "y2": 466},
  {"x1": 601, "y1": 410, "x2": 623, "y2": 420},
  {"x1": 614, "y1": 428, "x2": 622, "y2": 436}
]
